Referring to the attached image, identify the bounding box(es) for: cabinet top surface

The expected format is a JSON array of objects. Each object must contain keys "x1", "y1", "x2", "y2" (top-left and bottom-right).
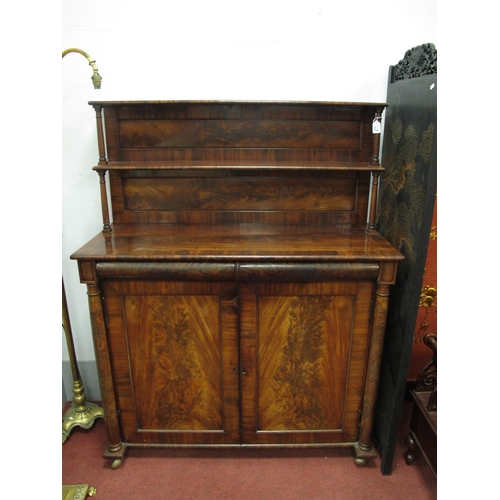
[
  {"x1": 88, "y1": 100, "x2": 388, "y2": 108},
  {"x1": 71, "y1": 224, "x2": 403, "y2": 262}
]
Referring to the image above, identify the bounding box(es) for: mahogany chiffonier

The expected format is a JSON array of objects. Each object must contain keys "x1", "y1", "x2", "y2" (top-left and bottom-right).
[{"x1": 71, "y1": 100, "x2": 403, "y2": 469}]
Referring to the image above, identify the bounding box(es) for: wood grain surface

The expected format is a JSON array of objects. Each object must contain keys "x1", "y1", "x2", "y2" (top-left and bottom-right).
[
  {"x1": 102, "y1": 280, "x2": 240, "y2": 445},
  {"x1": 239, "y1": 280, "x2": 375, "y2": 445},
  {"x1": 72, "y1": 223, "x2": 403, "y2": 263}
]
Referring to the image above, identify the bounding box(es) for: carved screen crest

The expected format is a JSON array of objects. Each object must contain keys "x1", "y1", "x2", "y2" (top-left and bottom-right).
[{"x1": 393, "y1": 43, "x2": 437, "y2": 81}]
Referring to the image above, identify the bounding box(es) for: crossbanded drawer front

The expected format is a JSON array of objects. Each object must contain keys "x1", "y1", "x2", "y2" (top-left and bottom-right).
[
  {"x1": 236, "y1": 262, "x2": 379, "y2": 281},
  {"x1": 96, "y1": 262, "x2": 236, "y2": 280}
]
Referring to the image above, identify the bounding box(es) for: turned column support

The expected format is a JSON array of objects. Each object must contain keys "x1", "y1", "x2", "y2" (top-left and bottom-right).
[
  {"x1": 92, "y1": 104, "x2": 107, "y2": 166},
  {"x1": 97, "y1": 169, "x2": 112, "y2": 233},
  {"x1": 357, "y1": 281, "x2": 390, "y2": 450},
  {"x1": 367, "y1": 171, "x2": 380, "y2": 233},
  {"x1": 92, "y1": 104, "x2": 112, "y2": 233},
  {"x1": 78, "y1": 261, "x2": 123, "y2": 457},
  {"x1": 367, "y1": 107, "x2": 383, "y2": 233},
  {"x1": 370, "y1": 108, "x2": 383, "y2": 167},
  {"x1": 355, "y1": 262, "x2": 397, "y2": 462}
]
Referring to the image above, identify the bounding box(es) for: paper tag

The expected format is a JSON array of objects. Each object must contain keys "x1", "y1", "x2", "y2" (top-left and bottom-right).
[{"x1": 372, "y1": 119, "x2": 381, "y2": 134}]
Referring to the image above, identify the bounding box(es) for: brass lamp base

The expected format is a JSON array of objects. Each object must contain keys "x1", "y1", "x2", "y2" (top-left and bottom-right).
[
  {"x1": 62, "y1": 399, "x2": 104, "y2": 444},
  {"x1": 62, "y1": 279, "x2": 104, "y2": 444}
]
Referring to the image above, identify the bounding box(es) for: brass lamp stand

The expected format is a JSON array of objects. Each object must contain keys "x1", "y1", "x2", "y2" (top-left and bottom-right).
[
  {"x1": 62, "y1": 48, "x2": 104, "y2": 444},
  {"x1": 62, "y1": 278, "x2": 104, "y2": 444}
]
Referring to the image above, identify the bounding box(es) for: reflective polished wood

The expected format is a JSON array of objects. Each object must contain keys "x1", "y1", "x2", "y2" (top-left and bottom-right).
[{"x1": 71, "y1": 100, "x2": 403, "y2": 468}]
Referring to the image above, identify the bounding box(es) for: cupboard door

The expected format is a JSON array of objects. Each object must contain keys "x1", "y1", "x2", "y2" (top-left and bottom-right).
[
  {"x1": 101, "y1": 280, "x2": 240, "y2": 445},
  {"x1": 239, "y1": 281, "x2": 375, "y2": 445}
]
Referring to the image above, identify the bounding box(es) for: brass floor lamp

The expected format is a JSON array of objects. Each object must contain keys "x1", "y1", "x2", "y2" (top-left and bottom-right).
[
  {"x1": 62, "y1": 278, "x2": 104, "y2": 444},
  {"x1": 62, "y1": 48, "x2": 104, "y2": 446}
]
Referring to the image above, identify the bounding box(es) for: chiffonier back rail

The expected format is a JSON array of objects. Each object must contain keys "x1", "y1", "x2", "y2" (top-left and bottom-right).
[{"x1": 71, "y1": 100, "x2": 403, "y2": 469}]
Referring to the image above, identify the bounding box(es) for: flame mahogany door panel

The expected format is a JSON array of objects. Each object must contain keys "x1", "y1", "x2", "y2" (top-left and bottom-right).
[
  {"x1": 239, "y1": 280, "x2": 375, "y2": 445},
  {"x1": 101, "y1": 279, "x2": 240, "y2": 445}
]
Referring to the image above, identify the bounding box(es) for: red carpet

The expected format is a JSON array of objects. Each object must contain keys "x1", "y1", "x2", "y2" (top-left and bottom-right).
[{"x1": 62, "y1": 401, "x2": 436, "y2": 499}]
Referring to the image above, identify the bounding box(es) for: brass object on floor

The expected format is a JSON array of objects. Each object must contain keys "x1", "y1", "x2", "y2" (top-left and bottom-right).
[
  {"x1": 62, "y1": 484, "x2": 97, "y2": 499},
  {"x1": 62, "y1": 278, "x2": 104, "y2": 444}
]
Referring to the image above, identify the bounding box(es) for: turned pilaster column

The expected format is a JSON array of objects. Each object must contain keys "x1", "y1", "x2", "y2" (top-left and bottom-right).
[
  {"x1": 354, "y1": 262, "x2": 397, "y2": 464},
  {"x1": 78, "y1": 261, "x2": 122, "y2": 455}
]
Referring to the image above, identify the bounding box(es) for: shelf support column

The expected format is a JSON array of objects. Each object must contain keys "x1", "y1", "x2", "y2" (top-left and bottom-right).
[
  {"x1": 97, "y1": 169, "x2": 112, "y2": 233},
  {"x1": 92, "y1": 104, "x2": 112, "y2": 233},
  {"x1": 367, "y1": 171, "x2": 380, "y2": 232},
  {"x1": 367, "y1": 107, "x2": 383, "y2": 233}
]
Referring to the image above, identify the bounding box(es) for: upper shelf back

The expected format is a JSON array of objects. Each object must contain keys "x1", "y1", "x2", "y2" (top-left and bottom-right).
[{"x1": 89, "y1": 101, "x2": 387, "y2": 167}]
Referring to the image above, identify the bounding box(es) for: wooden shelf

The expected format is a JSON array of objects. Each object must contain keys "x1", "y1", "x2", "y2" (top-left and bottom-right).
[
  {"x1": 71, "y1": 223, "x2": 404, "y2": 263},
  {"x1": 94, "y1": 161, "x2": 385, "y2": 172}
]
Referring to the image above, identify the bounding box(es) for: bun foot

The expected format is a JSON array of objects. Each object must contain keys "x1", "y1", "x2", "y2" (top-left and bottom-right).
[{"x1": 404, "y1": 432, "x2": 416, "y2": 465}]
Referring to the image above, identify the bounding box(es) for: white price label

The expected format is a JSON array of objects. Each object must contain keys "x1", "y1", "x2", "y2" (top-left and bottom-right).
[{"x1": 372, "y1": 119, "x2": 381, "y2": 134}]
